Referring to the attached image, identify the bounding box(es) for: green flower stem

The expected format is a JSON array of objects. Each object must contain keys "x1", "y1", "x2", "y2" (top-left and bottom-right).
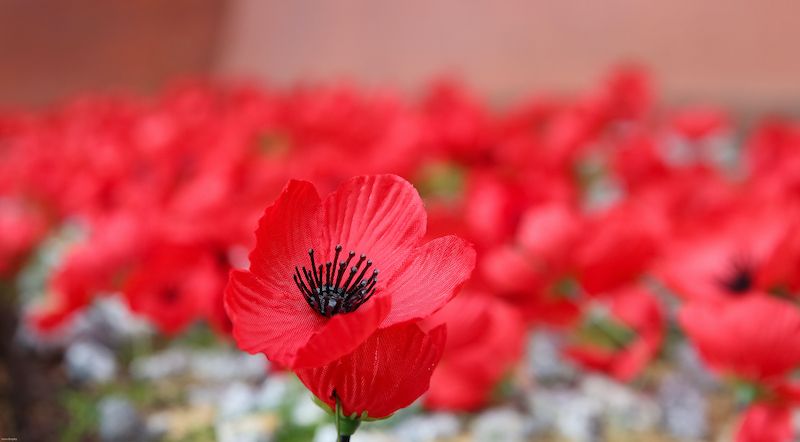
[{"x1": 335, "y1": 396, "x2": 361, "y2": 442}]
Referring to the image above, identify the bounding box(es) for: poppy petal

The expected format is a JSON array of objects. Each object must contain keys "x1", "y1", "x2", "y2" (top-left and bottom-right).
[
  {"x1": 294, "y1": 295, "x2": 392, "y2": 369},
  {"x1": 736, "y1": 403, "x2": 793, "y2": 442},
  {"x1": 249, "y1": 180, "x2": 322, "y2": 294},
  {"x1": 297, "y1": 322, "x2": 447, "y2": 419},
  {"x1": 680, "y1": 296, "x2": 800, "y2": 380},
  {"x1": 381, "y1": 236, "x2": 476, "y2": 327},
  {"x1": 224, "y1": 269, "x2": 324, "y2": 367},
  {"x1": 321, "y1": 175, "x2": 426, "y2": 282}
]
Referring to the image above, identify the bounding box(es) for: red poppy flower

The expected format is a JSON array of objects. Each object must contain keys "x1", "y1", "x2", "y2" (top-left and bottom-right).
[
  {"x1": 679, "y1": 296, "x2": 800, "y2": 381},
  {"x1": 424, "y1": 293, "x2": 525, "y2": 411},
  {"x1": 758, "y1": 219, "x2": 800, "y2": 294},
  {"x1": 224, "y1": 174, "x2": 475, "y2": 369},
  {"x1": 610, "y1": 133, "x2": 669, "y2": 190},
  {"x1": 296, "y1": 321, "x2": 446, "y2": 419},
  {"x1": 516, "y1": 202, "x2": 582, "y2": 272},
  {"x1": 736, "y1": 403, "x2": 794, "y2": 442},
  {"x1": 480, "y1": 244, "x2": 581, "y2": 327},
  {"x1": 573, "y1": 202, "x2": 664, "y2": 295},
  {"x1": 599, "y1": 66, "x2": 653, "y2": 122},
  {"x1": 421, "y1": 79, "x2": 493, "y2": 165},
  {"x1": 565, "y1": 286, "x2": 665, "y2": 381},
  {"x1": 124, "y1": 242, "x2": 229, "y2": 335},
  {"x1": 669, "y1": 107, "x2": 729, "y2": 141},
  {"x1": 462, "y1": 172, "x2": 532, "y2": 249},
  {"x1": 657, "y1": 206, "x2": 789, "y2": 302},
  {"x1": 30, "y1": 214, "x2": 144, "y2": 332},
  {"x1": 477, "y1": 202, "x2": 583, "y2": 325}
]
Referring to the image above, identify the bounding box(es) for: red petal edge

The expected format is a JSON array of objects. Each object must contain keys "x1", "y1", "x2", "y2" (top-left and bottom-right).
[
  {"x1": 381, "y1": 235, "x2": 476, "y2": 327},
  {"x1": 296, "y1": 322, "x2": 447, "y2": 419}
]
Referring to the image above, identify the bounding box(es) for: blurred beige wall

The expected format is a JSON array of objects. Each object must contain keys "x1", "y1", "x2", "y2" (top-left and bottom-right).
[{"x1": 217, "y1": 0, "x2": 800, "y2": 111}]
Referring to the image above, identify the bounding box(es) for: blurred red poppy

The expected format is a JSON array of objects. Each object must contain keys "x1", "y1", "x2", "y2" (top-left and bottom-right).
[
  {"x1": 566, "y1": 286, "x2": 665, "y2": 381},
  {"x1": 573, "y1": 202, "x2": 664, "y2": 295},
  {"x1": 424, "y1": 293, "x2": 525, "y2": 411},
  {"x1": 680, "y1": 296, "x2": 800, "y2": 381},
  {"x1": 124, "y1": 242, "x2": 230, "y2": 335},
  {"x1": 736, "y1": 403, "x2": 794, "y2": 442}
]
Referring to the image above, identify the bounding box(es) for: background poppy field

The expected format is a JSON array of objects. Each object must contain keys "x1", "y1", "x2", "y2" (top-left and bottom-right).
[{"x1": 2, "y1": 2, "x2": 800, "y2": 442}]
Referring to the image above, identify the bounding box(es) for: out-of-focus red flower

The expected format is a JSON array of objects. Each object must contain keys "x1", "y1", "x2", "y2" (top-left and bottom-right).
[
  {"x1": 421, "y1": 79, "x2": 494, "y2": 165},
  {"x1": 599, "y1": 66, "x2": 653, "y2": 122},
  {"x1": 633, "y1": 166, "x2": 736, "y2": 237},
  {"x1": 680, "y1": 296, "x2": 800, "y2": 382},
  {"x1": 657, "y1": 205, "x2": 791, "y2": 302},
  {"x1": 461, "y1": 172, "x2": 532, "y2": 249},
  {"x1": 30, "y1": 214, "x2": 144, "y2": 332},
  {"x1": 278, "y1": 85, "x2": 427, "y2": 189},
  {"x1": 480, "y1": 244, "x2": 580, "y2": 326},
  {"x1": 296, "y1": 322, "x2": 446, "y2": 419},
  {"x1": 516, "y1": 202, "x2": 582, "y2": 272},
  {"x1": 424, "y1": 293, "x2": 525, "y2": 411},
  {"x1": 124, "y1": 242, "x2": 229, "y2": 335},
  {"x1": 566, "y1": 286, "x2": 664, "y2": 381},
  {"x1": 758, "y1": 219, "x2": 800, "y2": 294},
  {"x1": 669, "y1": 107, "x2": 729, "y2": 141},
  {"x1": 480, "y1": 201, "x2": 583, "y2": 326},
  {"x1": 745, "y1": 121, "x2": 800, "y2": 201},
  {"x1": 573, "y1": 203, "x2": 664, "y2": 295},
  {"x1": 611, "y1": 132, "x2": 670, "y2": 191},
  {"x1": 736, "y1": 403, "x2": 794, "y2": 442},
  {"x1": 225, "y1": 175, "x2": 475, "y2": 369}
]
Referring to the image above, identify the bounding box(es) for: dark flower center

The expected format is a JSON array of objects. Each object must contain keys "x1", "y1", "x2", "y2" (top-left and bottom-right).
[
  {"x1": 161, "y1": 286, "x2": 181, "y2": 304},
  {"x1": 293, "y1": 244, "x2": 379, "y2": 317},
  {"x1": 717, "y1": 255, "x2": 754, "y2": 295}
]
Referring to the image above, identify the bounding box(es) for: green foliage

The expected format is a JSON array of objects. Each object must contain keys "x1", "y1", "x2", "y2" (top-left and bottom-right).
[
  {"x1": 60, "y1": 390, "x2": 99, "y2": 442},
  {"x1": 416, "y1": 161, "x2": 465, "y2": 201}
]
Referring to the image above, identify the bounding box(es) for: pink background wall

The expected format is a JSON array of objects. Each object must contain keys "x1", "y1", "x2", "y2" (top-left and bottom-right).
[
  {"x1": 3, "y1": 0, "x2": 800, "y2": 111},
  {"x1": 217, "y1": 0, "x2": 800, "y2": 111}
]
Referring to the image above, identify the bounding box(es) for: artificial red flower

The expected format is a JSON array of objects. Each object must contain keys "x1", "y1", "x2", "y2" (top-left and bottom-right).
[
  {"x1": 610, "y1": 132, "x2": 670, "y2": 191},
  {"x1": 296, "y1": 321, "x2": 446, "y2": 419},
  {"x1": 424, "y1": 293, "x2": 525, "y2": 411},
  {"x1": 599, "y1": 66, "x2": 653, "y2": 122},
  {"x1": 669, "y1": 107, "x2": 729, "y2": 141},
  {"x1": 421, "y1": 79, "x2": 494, "y2": 165},
  {"x1": 757, "y1": 219, "x2": 800, "y2": 294},
  {"x1": 516, "y1": 202, "x2": 582, "y2": 273},
  {"x1": 479, "y1": 201, "x2": 583, "y2": 326},
  {"x1": 736, "y1": 403, "x2": 794, "y2": 442},
  {"x1": 679, "y1": 295, "x2": 800, "y2": 382},
  {"x1": 566, "y1": 286, "x2": 664, "y2": 381},
  {"x1": 124, "y1": 242, "x2": 229, "y2": 335},
  {"x1": 461, "y1": 172, "x2": 531, "y2": 249},
  {"x1": 573, "y1": 202, "x2": 664, "y2": 295},
  {"x1": 744, "y1": 121, "x2": 800, "y2": 203},
  {"x1": 225, "y1": 174, "x2": 475, "y2": 369},
  {"x1": 30, "y1": 214, "x2": 144, "y2": 332},
  {"x1": 480, "y1": 244, "x2": 580, "y2": 326},
  {"x1": 657, "y1": 204, "x2": 791, "y2": 302}
]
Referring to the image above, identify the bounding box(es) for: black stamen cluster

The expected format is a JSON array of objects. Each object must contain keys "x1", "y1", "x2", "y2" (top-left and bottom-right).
[
  {"x1": 718, "y1": 255, "x2": 754, "y2": 295},
  {"x1": 293, "y1": 245, "x2": 379, "y2": 317}
]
